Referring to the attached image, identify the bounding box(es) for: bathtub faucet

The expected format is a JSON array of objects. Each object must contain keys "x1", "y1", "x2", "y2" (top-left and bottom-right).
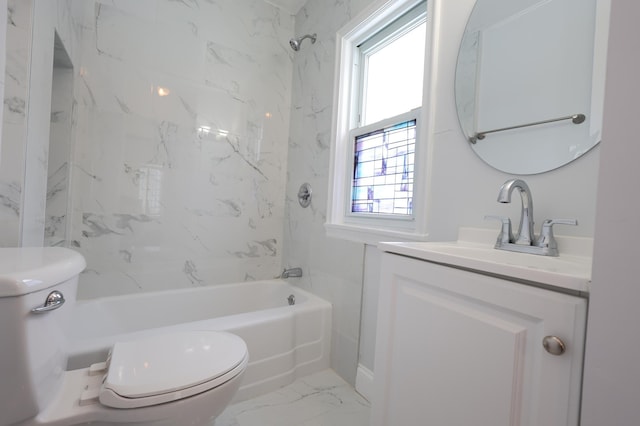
[{"x1": 281, "y1": 267, "x2": 303, "y2": 278}]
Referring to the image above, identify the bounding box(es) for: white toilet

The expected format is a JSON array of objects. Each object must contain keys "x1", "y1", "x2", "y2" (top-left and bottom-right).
[{"x1": 0, "y1": 247, "x2": 249, "y2": 426}]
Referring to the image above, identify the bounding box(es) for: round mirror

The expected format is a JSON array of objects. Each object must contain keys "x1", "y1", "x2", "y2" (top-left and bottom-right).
[{"x1": 455, "y1": 0, "x2": 606, "y2": 174}]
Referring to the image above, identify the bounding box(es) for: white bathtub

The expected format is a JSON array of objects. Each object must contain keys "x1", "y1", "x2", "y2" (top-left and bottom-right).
[{"x1": 66, "y1": 280, "x2": 332, "y2": 401}]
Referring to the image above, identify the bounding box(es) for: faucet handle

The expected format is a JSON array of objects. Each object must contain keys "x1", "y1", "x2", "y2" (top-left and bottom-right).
[
  {"x1": 484, "y1": 215, "x2": 513, "y2": 245},
  {"x1": 536, "y1": 219, "x2": 578, "y2": 254}
]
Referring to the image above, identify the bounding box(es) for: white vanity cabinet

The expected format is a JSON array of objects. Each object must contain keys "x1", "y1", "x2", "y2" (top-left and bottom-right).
[{"x1": 370, "y1": 252, "x2": 587, "y2": 426}]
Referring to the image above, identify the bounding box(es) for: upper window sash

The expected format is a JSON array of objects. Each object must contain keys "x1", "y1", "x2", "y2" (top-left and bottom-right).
[{"x1": 356, "y1": 1, "x2": 427, "y2": 127}]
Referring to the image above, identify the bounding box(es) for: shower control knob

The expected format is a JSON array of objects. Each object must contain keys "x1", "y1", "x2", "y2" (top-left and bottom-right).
[{"x1": 542, "y1": 335, "x2": 566, "y2": 356}]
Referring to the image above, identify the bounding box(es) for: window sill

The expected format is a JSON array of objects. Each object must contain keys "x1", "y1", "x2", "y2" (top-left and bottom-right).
[{"x1": 325, "y1": 222, "x2": 429, "y2": 245}]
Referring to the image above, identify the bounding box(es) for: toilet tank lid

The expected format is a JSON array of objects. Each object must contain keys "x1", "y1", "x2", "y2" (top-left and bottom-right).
[{"x1": 0, "y1": 247, "x2": 86, "y2": 297}]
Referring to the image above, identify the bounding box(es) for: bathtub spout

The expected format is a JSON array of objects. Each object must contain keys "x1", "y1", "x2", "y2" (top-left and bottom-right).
[{"x1": 281, "y1": 267, "x2": 303, "y2": 278}]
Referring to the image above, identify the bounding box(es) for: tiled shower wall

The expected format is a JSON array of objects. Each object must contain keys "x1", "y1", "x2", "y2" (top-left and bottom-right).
[
  {"x1": 70, "y1": 1, "x2": 294, "y2": 298},
  {"x1": 0, "y1": 0, "x2": 33, "y2": 245},
  {"x1": 0, "y1": 0, "x2": 83, "y2": 246},
  {"x1": 284, "y1": 0, "x2": 376, "y2": 385}
]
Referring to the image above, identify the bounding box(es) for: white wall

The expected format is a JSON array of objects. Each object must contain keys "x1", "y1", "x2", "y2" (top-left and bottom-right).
[{"x1": 581, "y1": 0, "x2": 640, "y2": 423}]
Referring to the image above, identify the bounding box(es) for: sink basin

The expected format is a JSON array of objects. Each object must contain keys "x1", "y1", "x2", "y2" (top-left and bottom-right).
[{"x1": 378, "y1": 228, "x2": 592, "y2": 293}]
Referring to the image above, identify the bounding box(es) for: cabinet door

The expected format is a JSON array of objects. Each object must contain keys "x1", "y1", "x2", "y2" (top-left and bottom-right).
[{"x1": 371, "y1": 253, "x2": 587, "y2": 426}]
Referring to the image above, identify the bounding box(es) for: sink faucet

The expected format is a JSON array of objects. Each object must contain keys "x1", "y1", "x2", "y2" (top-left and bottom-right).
[
  {"x1": 488, "y1": 179, "x2": 578, "y2": 256},
  {"x1": 497, "y1": 179, "x2": 535, "y2": 245}
]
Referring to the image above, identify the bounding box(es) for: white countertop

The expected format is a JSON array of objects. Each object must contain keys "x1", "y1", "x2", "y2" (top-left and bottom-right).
[{"x1": 378, "y1": 228, "x2": 592, "y2": 293}]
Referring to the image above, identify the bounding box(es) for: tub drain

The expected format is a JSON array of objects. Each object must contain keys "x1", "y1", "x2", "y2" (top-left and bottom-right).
[{"x1": 287, "y1": 294, "x2": 296, "y2": 306}]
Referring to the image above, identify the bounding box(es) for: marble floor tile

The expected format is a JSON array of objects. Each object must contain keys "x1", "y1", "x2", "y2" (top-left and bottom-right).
[{"x1": 215, "y1": 369, "x2": 370, "y2": 426}]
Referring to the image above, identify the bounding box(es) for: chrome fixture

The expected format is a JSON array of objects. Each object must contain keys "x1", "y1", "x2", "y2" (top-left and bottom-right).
[
  {"x1": 470, "y1": 113, "x2": 586, "y2": 144},
  {"x1": 535, "y1": 218, "x2": 578, "y2": 256},
  {"x1": 31, "y1": 290, "x2": 65, "y2": 314},
  {"x1": 298, "y1": 183, "x2": 312, "y2": 208},
  {"x1": 289, "y1": 33, "x2": 317, "y2": 51},
  {"x1": 487, "y1": 179, "x2": 577, "y2": 256},
  {"x1": 484, "y1": 215, "x2": 513, "y2": 245},
  {"x1": 497, "y1": 179, "x2": 535, "y2": 246},
  {"x1": 281, "y1": 267, "x2": 303, "y2": 278},
  {"x1": 287, "y1": 294, "x2": 296, "y2": 306}
]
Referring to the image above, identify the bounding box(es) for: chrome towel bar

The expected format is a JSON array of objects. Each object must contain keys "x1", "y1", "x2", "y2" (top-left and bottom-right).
[{"x1": 470, "y1": 113, "x2": 586, "y2": 144}]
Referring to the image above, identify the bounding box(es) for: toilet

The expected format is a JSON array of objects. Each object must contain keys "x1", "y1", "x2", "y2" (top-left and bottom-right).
[{"x1": 0, "y1": 247, "x2": 248, "y2": 426}]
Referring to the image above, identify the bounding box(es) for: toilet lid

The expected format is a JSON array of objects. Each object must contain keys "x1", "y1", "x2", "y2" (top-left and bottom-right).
[{"x1": 99, "y1": 331, "x2": 248, "y2": 408}]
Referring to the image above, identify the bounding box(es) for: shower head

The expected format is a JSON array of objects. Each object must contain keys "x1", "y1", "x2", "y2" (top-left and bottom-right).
[{"x1": 289, "y1": 33, "x2": 317, "y2": 51}]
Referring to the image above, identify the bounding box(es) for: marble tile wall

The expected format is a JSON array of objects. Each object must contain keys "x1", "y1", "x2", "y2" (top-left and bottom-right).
[
  {"x1": 22, "y1": 0, "x2": 85, "y2": 247},
  {"x1": 0, "y1": 0, "x2": 32, "y2": 245},
  {"x1": 0, "y1": 0, "x2": 85, "y2": 247},
  {"x1": 66, "y1": 0, "x2": 295, "y2": 298},
  {"x1": 0, "y1": 1, "x2": 6, "y2": 195},
  {"x1": 283, "y1": 0, "x2": 376, "y2": 386},
  {"x1": 45, "y1": 63, "x2": 74, "y2": 247}
]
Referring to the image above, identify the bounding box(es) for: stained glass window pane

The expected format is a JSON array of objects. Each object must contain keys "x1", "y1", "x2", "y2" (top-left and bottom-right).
[{"x1": 351, "y1": 119, "x2": 416, "y2": 215}]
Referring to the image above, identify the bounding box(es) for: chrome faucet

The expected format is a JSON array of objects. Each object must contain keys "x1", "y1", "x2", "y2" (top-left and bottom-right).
[
  {"x1": 497, "y1": 179, "x2": 535, "y2": 245},
  {"x1": 487, "y1": 179, "x2": 577, "y2": 256}
]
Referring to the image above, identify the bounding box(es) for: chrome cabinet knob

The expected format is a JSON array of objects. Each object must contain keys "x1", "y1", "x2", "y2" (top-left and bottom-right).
[{"x1": 543, "y1": 335, "x2": 566, "y2": 355}]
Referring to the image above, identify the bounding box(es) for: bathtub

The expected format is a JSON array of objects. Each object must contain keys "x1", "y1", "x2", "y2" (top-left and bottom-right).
[{"x1": 66, "y1": 279, "x2": 332, "y2": 402}]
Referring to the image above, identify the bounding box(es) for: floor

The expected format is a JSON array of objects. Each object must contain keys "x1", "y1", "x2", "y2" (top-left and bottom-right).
[{"x1": 214, "y1": 370, "x2": 371, "y2": 426}]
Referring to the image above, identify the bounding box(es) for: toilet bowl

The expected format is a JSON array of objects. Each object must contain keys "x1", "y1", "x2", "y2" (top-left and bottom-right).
[{"x1": 0, "y1": 247, "x2": 248, "y2": 426}]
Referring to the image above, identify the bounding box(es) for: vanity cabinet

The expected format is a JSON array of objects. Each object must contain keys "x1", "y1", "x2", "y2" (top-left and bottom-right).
[{"x1": 371, "y1": 252, "x2": 587, "y2": 426}]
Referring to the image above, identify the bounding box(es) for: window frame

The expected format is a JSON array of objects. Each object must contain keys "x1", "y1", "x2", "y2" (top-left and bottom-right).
[{"x1": 326, "y1": 0, "x2": 438, "y2": 244}]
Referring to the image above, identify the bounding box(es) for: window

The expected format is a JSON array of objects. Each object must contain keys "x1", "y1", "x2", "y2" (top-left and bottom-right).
[
  {"x1": 327, "y1": 0, "x2": 432, "y2": 243},
  {"x1": 351, "y1": 8, "x2": 425, "y2": 218}
]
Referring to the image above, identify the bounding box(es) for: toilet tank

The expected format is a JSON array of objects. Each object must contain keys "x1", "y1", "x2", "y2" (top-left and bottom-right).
[{"x1": 0, "y1": 248, "x2": 85, "y2": 426}]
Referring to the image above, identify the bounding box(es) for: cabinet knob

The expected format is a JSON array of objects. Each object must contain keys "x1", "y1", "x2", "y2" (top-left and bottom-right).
[{"x1": 542, "y1": 335, "x2": 566, "y2": 355}]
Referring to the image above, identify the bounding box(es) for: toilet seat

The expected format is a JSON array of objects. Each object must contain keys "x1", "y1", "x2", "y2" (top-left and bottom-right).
[{"x1": 97, "y1": 331, "x2": 248, "y2": 409}]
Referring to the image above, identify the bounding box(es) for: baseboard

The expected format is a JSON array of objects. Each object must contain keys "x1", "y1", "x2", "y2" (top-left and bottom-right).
[{"x1": 355, "y1": 364, "x2": 374, "y2": 402}]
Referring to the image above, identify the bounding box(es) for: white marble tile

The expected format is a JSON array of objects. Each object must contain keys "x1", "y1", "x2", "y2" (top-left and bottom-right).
[
  {"x1": 0, "y1": 0, "x2": 87, "y2": 246},
  {"x1": 61, "y1": 0, "x2": 294, "y2": 298},
  {"x1": 94, "y1": 0, "x2": 158, "y2": 22},
  {"x1": 282, "y1": 0, "x2": 379, "y2": 386},
  {"x1": 45, "y1": 67, "x2": 74, "y2": 247},
  {"x1": 215, "y1": 370, "x2": 370, "y2": 426},
  {"x1": 0, "y1": 0, "x2": 32, "y2": 246},
  {"x1": 0, "y1": 0, "x2": 294, "y2": 295},
  {"x1": 152, "y1": 19, "x2": 206, "y2": 84},
  {"x1": 94, "y1": 3, "x2": 156, "y2": 68}
]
